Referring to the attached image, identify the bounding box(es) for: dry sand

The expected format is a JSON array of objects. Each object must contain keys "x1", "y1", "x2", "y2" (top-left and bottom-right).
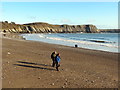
[{"x1": 2, "y1": 37, "x2": 118, "y2": 88}]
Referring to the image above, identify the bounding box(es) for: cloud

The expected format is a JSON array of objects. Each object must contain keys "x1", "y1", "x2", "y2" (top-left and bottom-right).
[
  {"x1": 28, "y1": 16, "x2": 37, "y2": 20},
  {"x1": 60, "y1": 19, "x2": 73, "y2": 24},
  {"x1": 96, "y1": 24, "x2": 117, "y2": 29}
]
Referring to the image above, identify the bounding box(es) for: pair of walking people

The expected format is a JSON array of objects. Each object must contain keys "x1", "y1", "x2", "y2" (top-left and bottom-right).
[{"x1": 51, "y1": 51, "x2": 61, "y2": 71}]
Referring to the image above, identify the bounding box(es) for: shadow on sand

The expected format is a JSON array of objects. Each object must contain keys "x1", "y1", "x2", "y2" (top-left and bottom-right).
[
  {"x1": 13, "y1": 61, "x2": 55, "y2": 71},
  {"x1": 17, "y1": 61, "x2": 51, "y2": 67}
]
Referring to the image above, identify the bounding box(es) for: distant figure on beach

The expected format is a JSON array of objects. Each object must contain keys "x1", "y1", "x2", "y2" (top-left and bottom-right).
[
  {"x1": 75, "y1": 44, "x2": 78, "y2": 48},
  {"x1": 51, "y1": 51, "x2": 57, "y2": 67},
  {"x1": 55, "y1": 53, "x2": 61, "y2": 71}
]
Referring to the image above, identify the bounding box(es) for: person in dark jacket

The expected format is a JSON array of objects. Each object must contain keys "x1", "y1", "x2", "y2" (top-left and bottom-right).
[
  {"x1": 55, "y1": 53, "x2": 61, "y2": 71},
  {"x1": 51, "y1": 51, "x2": 57, "y2": 67}
]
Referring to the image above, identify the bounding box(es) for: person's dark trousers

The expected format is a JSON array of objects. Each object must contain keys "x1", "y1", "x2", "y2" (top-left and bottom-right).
[
  {"x1": 52, "y1": 59, "x2": 55, "y2": 67},
  {"x1": 56, "y1": 61, "x2": 60, "y2": 71}
]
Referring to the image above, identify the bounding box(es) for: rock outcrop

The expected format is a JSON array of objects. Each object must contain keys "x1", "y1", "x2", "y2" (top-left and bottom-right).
[
  {"x1": 99, "y1": 29, "x2": 120, "y2": 33},
  {"x1": 0, "y1": 21, "x2": 99, "y2": 33}
]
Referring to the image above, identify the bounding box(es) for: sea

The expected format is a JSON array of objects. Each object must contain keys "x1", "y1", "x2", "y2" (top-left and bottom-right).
[{"x1": 21, "y1": 33, "x2": 119, "y2": 53}]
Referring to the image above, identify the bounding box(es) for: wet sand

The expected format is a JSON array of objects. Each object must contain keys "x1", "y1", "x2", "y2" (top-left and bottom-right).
[{"x1": 2, "y1": 37, "x2": 118, "y2": 88}]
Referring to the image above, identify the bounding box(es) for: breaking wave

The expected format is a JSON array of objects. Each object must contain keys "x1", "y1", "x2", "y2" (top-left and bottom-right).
[{"x1": 21, "y1": 33, "x2": 119, "y2": 52}]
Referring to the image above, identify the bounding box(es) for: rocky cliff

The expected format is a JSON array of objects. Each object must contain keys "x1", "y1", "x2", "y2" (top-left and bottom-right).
[{"x1": 0, "y1": 21, "x2": 99, "y2": 33}]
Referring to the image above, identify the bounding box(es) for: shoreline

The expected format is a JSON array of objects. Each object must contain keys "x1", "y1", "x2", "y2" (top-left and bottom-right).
[
  {"x1": 2, "y1": 35, "x2": 118, "y2": 88},
  {"x1": 2, "y1": 33, "x2": 119, "y2": 54}
]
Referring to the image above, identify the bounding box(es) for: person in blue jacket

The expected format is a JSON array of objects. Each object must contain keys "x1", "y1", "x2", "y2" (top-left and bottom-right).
[{"x1": 55, "y1": 53, "x2": 61, "y2": 71}]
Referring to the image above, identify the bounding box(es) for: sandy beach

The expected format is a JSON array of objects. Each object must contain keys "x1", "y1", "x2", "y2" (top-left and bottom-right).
[{"x1": 2, "y1": 36, "x2": 118, "y2": 88}]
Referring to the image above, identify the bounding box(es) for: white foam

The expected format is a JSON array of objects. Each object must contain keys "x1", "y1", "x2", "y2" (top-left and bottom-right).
[
  {"x1": 21, "y1": 33, "x2": 119, "y2": 53},
  {"x1": 44, "y1": 36, "x2": 118, "y2": 48},
  {"x1": 38, "y1": 34, "x2": 45, "y2": 38}
]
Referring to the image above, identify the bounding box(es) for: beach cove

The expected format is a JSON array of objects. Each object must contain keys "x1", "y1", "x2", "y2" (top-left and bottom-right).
[{"x1": 2, "y1": 34, "x2": 118, "y2": 88}]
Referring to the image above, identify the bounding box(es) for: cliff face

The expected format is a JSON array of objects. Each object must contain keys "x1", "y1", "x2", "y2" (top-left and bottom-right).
[{"x1": 0, "y1": 21, "x2": 99, "y2": 33}]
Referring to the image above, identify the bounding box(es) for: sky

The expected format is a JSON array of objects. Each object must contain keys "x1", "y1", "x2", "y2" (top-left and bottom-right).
[
  {"x1": 1, "y1": 0, "x2": 119, "y2": 2},
  {"x1": 0, "y1": 2, "x2": 118, "y2": 29}
]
